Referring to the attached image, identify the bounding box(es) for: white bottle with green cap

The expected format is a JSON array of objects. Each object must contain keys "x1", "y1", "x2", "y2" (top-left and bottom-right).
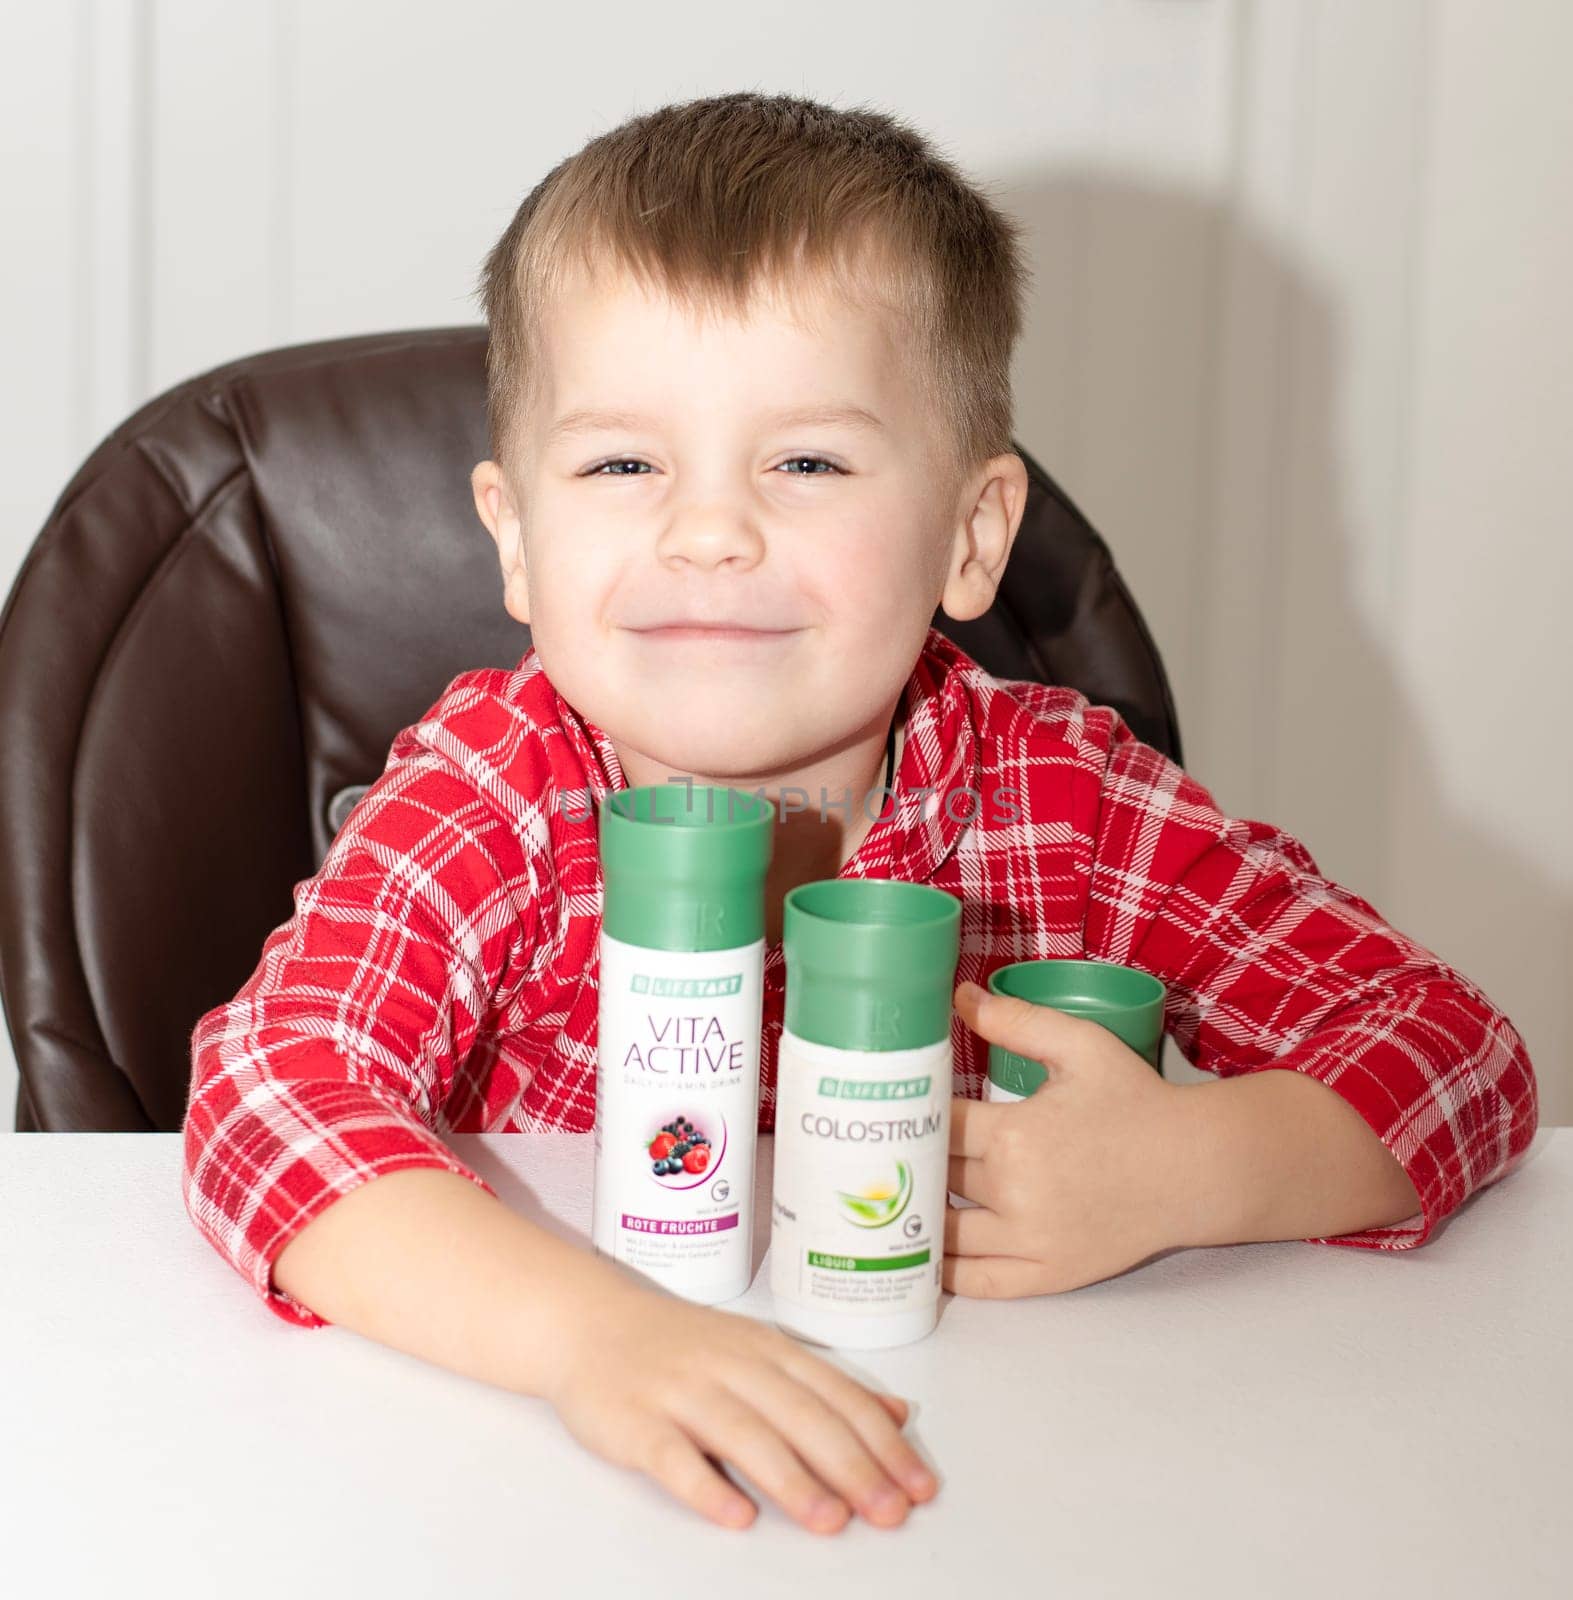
[
  {"x1": 769, "y1": 878, "x2": 962, "y2": 1349},
  {"x1": 592, "y1": 782, "x2": 775, "y2": 1305}
]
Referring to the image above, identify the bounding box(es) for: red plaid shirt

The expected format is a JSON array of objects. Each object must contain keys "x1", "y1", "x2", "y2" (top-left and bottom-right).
[{"x1": 182, "y1": 626, "x2": 1539, "y2": 1326}]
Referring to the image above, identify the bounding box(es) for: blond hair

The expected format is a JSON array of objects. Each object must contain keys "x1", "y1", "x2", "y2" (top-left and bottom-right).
[{"x1": 474, "y1": 91, "x2": 1030, "y2": 486}]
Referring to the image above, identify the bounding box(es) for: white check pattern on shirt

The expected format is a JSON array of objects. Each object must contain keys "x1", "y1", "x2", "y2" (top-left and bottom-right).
[{"x1": 182, "y1": 628, "x2": 1539, "y2": 1325}]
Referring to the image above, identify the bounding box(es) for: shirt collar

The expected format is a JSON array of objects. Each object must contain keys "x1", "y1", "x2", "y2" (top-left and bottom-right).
[
  {"x1": 846, "y1": 625, "x2": 981, "y2": 885},
  {"x1": 536, "y1": 623, "x2": 981, "y2": 885}
]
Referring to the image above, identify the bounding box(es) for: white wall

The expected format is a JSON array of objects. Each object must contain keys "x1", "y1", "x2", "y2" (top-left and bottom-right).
[{"x1": 2, "y1": 0, "x2": 1569, "y2": 1126}]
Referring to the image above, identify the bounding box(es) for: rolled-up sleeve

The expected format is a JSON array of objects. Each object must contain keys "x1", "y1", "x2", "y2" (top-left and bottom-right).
[
  {"x1": 182, "y1": 698, "x2": 542, "y2": 1326},
  {"x1": 1081, "y1": 707, "x2": 1538, "y2": 1249}
]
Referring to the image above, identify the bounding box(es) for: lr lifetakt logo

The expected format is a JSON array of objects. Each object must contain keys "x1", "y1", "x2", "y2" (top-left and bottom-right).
[{"x1": 630, "y1": 972, "x2": 744, "y2": 998}]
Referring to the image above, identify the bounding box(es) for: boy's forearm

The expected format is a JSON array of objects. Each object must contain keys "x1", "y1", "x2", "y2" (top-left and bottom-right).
[
  {"x1": 272, "y1": 1167, "x2": 636, "y2": 1398},
  {"x1": 1170, "y1": 1069, "x2": 1423, "y2": 1248}
]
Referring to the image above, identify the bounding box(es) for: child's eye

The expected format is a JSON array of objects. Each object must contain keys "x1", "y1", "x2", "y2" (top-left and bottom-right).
[{"x1": 582, "y1": 455, "x2": 845, "y2": 477}]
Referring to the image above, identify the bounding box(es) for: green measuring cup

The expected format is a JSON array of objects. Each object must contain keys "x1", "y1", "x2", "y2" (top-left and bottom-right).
[{"x1": 984, "y1": 958, "x2": 1167, "y2": 1100}]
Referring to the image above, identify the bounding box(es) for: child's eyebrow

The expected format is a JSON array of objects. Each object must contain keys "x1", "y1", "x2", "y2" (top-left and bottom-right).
[{"x1": 545, "y1": 401, "x2": 887, "y2": 443}]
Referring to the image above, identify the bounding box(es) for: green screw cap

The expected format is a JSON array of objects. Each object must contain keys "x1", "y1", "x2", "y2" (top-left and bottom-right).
[
  {"x1": 783, "y1": 878, "x2": 961, "y2": 1051},
  {"x1": 600, "y1": 784, "x2": 775, "y2": 952}
]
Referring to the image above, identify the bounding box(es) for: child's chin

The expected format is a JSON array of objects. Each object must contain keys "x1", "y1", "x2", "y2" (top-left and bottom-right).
[{"x1": 640, "y1": 727, "x2": 785, "y2": 786}]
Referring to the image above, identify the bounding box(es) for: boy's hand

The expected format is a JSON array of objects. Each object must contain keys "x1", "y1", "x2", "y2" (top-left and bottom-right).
[
  {"x1": 539, "y1": 1276, "x2": 939, "y2": 1534},
  {"x1": 946, "y1": 979, "x2": 1185, "y2": 1296}
]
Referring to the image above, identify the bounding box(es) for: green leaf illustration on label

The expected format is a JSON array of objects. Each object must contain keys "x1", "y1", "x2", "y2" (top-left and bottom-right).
[{"x1": 833, "y1": 1159, "x2": 914, "y2": 1229}]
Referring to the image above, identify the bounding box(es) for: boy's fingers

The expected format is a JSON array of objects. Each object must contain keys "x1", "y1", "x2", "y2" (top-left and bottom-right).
[
  {"x1": 726, "y1": 1366, "x2": 911, "y2": 1527},
  {"x1": 776, "y1": 1354, "x2": 936, "y2": 1503},
  {"x1": 950, "y1": 1094, "x2": 1010, "y2": 1158},
  {"x1": 639, "y1": 1422, "x2": 759, "y2": 1529},
  {"x1": 948, "y1": 1152, "x2": 988, "y2": 1201},
  {"x1": 941, "y1": 1251, "x2": 1049, "y2": 1299},
  {"x1": 954, "y1": 980, "x2": 1093, "y2": 1064},
  {"x1": 943, "y1": 1199, "x2": 1013, "y2": 1258},
  {"x1": 690, "y1": 1386, "x2": 854, "y2": 1534},
  {"x1": 877, "y1": 1392, "x2": 910, "y2": 1424}
]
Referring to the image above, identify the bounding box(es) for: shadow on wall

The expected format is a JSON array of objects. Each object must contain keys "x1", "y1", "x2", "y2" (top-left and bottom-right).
[{"x1": 1002, "y1": 167, "x2": 1563, "y2": 1120}]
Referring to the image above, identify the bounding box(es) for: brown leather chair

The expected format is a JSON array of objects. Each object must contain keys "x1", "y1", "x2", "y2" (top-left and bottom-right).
[{"x1": 0, "y1": 327, "x2": 1183, "y2": 1132}]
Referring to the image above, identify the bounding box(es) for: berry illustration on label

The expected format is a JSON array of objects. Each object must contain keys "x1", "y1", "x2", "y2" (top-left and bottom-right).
[
  {"x1": 646, "y1": 1111, "x2": 727, "y2": 1189},
  {"x1": 834, "y1": 1159, "x2": 914, "y2": 1228}
]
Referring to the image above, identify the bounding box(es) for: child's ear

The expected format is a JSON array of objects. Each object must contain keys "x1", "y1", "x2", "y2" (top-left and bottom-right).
[
  {"x1": 470, "y1": 459, "x2": 531, "y2": 626},
  {"x1": 938, "y1": 452, "x2": 1028, "y2": 623}
]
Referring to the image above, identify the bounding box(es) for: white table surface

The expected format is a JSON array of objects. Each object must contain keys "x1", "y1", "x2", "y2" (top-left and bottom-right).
[{"x1": 1, "y1": 1129, "x2": 1568, "y2": 1599}]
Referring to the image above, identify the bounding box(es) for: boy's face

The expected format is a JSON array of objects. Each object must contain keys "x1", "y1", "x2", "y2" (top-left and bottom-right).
[{"x1": 471, "y1": 265, "x2": 1025, "y2": 784}]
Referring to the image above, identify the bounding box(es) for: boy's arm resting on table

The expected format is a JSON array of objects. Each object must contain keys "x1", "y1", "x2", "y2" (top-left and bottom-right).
[
  {"x1": 181, "y1": 700, "x2": 553, "y2": 1331},
  {"x1": 179, "y1": 710, "x2": 940, "y2": 1535},
  {"x1": 267, "y1": 1166, "x2": 622, "y2": 1400},
  {"x1": 1080, "y1": 708, "x2": 1539, "y2": 1251},
  {"x1": 1168, "y1": 1057, "x2": 1432, "y2": 1249}
]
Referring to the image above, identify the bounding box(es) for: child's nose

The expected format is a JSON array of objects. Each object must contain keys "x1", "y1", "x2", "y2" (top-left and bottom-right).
[{"x1": 655, "y1": 514, "x2": 766, "y2": 570}]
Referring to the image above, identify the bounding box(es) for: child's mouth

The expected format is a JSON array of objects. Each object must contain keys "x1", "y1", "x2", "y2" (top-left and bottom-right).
[{"x1": 633, "y1": 624, "x2": 801, "y2": 644}]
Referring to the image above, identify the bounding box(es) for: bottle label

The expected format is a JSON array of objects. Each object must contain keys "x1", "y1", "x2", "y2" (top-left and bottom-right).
[
  {"x1": 984, "y1": 1077, "x2": 1026, "y2": 1102},
  {"x1": 592, "y1": 931, "x2": 764, "y2": 1293},
  {"x1": 770, "y1": 1027, "x2": 950, "y2": 1318}
]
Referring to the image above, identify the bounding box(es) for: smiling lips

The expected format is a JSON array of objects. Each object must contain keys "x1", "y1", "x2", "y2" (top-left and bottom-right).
[{"x1": 631, "y1": 621, "x2": 802, "y2": 643}]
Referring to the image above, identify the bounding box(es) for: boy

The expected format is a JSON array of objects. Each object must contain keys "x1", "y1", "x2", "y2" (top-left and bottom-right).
[{"x1": 181, "y1": 91, "x2": 1538, "y2": 1537}]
